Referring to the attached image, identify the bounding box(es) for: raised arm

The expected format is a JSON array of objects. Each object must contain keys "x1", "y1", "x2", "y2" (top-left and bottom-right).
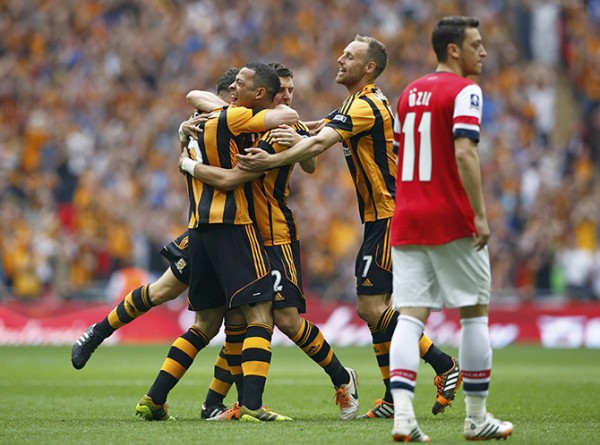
[
  {"x1": 237, "y1": 126, "x2": 341, "y2": 172},
  {"x1": 186, "y1": 90, "x2": 228, "y2": 112}
]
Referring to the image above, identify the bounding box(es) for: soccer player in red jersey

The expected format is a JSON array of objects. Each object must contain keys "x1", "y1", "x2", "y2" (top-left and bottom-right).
[{"x1": 388, "y1": 16, "x2": 513, "y2": 442}]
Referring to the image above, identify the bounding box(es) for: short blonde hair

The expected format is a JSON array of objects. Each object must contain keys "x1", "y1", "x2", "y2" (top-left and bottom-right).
[{"x1": 355, "y1": 35, "x2": 387, "y2": 79}]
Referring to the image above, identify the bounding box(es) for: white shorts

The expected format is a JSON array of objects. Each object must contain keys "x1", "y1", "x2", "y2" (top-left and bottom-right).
[{"x1": 391, "y1": 237, "x2": 491, "y2": 310}]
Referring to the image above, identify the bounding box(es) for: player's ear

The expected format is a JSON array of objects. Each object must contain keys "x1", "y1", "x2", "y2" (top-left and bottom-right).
[
  {"x1": 447, "y1": 42, "x2": 461, "y2": 60},
  {"x1": 365, "y1": 60, "x2": 376, "y2": 75},
  {"x1": 255, "y1": 86, "x2": 267, "y2": 100}
]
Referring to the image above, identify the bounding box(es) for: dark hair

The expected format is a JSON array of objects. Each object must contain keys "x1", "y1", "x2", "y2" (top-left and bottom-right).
[
  {"x1": 431, "y1": 16, "x2": 480, "y2": 62},
  {"x1": 244, "y1": 62, "x2": 281, "y2": 101},
  {"x1": 216, "y1": 67, "x2": 240, "y2": 95},
  {"x1": 355, "y1": 35, "x2": 387, "y2": 79},
  {"x1": 268, "y1": 62, "x2": 293, "y2": 79}
]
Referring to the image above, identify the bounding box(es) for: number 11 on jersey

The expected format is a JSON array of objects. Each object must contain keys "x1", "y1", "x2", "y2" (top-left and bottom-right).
[{"x1": 400, "y1": 111, "x2": 432, "y2": 182}]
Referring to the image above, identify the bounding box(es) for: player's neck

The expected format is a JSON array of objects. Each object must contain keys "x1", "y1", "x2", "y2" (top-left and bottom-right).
[
  {"x1": 435, "y1": 62, "x2": 464, "y2": 77},
  {"x1": 345, "y1": 80, "x2": 372, "y2": 96}
]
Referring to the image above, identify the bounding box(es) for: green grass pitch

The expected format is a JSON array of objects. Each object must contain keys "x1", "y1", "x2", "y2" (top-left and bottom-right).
[{"x1": 0, "y1": 344, "x2": 598, "y2": 444}]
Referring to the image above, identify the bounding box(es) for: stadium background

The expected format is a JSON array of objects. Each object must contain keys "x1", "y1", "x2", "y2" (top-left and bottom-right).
[{"x1": 0, "y1": 0, "x2": 599, "y2": 346}]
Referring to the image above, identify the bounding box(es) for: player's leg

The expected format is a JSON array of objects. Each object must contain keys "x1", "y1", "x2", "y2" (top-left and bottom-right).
[
  {"x1": 135, "y1": 306, "x2": 225, "y2": 421},
  {"x1": 205, "y1": 223, "x2": 290, "y2": 422},
  {"x1": 389, "y1": 245, "x2": 436, "y2": 441},
  {"x1": 459, "y1": 307, "x2": 512, "y2": 440},
  {"x1": 237, "y1": 300, "x2": 293, "y2": 421},
  {"x1": 390, "y1": 309, "x2": 430, "y2": 442},
  {"x1": 201, "y1": 345, "x2": 232, "y2": 418},
  {"x1": 71, "y1": 267, "x2": 187, "y2": 370},
  {"x1": 355, "y1": 292, "x2": 396, "y2": 418},
  {"x1": 202, "y1": 309, "x2": 247, "y2": 421},
  {"x1": 356, "y1": 219, "x2": 459, "y2": 418},
  {"x1": 136, "y1": 227, "x2": 224, "y2": 420},
  {"x1": 434, "y1": 239, "x2": 512, "y2": 440},
  {"x1": 269, "y1": 241, "x2": 358, "y2": 418},
  {"x1": 275, "y1": 306, "x2": 359, "y2": 419}
]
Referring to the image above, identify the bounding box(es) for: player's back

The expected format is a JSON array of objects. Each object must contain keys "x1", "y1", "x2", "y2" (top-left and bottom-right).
[{"x1": 392, "y1": 72, "x2": 481, "y2": 245}]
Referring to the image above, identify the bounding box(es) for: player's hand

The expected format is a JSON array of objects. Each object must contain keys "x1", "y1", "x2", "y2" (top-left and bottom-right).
[
  {"x1": 178, "y1": 151, "x2": 190, "y2": 174},
  {"x1": 236, "y1": 148, "x2": 273, "y2": 171},
  {"x1": 180, "y1": 112, "x2": 211, "y2": 140},
  {"x1": 305, "y1": 118, "x2": 326, "y2": 136},
  {"x1": 270, "y1": 124, "x2": 302, "y2": 147},
  {"x1": 472, "y1": 215, "x2": 490, "y2": 250}
]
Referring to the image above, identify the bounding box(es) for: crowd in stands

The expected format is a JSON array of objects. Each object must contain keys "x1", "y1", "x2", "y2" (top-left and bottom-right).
[{"x1": 1, "y1": 0, "x2": 599, "y2": 303}]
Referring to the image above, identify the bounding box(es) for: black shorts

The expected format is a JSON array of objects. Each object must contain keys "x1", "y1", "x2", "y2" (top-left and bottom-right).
[
  {"x1": 160, "y1": 231, "x2": 190, "y2": 285},
  {"x1": 266, "y1": 240, "x2": 305, "y2": 313},
  {"x1": 355, "y1": 218, "x2": 393, "y2": 295},
  {"x1": 187, "y1": 224, "x2": 274, "y2": 311}
]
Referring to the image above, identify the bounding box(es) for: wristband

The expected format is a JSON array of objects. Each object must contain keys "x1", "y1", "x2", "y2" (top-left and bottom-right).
[
  {"x1": 178, "y1": 124, "x2": 187, "y2": 142},
  {"x1": 181, "y1": 157, "x2": 198, "y2": 176}
]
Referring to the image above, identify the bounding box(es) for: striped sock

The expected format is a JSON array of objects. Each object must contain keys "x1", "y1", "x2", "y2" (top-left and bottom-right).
[
  {"x1": 94, "y1": 285, "x2": 154, "y2": 338},
  {"x1": 241, "y1": 323, "x2": 273, "y2": 410},
  {"x1": 147, "y1": 325, "x2": 210, "y2": 405},
  {"x1": 292, "y1": 318, "x2": 348, "y2": 387}
]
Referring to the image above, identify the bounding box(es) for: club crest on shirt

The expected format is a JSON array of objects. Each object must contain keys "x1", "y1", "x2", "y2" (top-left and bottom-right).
[
  {"x1": 176, "y1": 258, "x2": 187, "y2": 273},
  {"x1": 470, "y1": 94, "x2": 480, "y2": 109}
]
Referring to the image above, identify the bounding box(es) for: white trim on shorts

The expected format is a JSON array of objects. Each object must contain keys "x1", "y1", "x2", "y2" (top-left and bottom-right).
[{"x1": 391, "y1": 237, "x2": 491, "y2": 310}]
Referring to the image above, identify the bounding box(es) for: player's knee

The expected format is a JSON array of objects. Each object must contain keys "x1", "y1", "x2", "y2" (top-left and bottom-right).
[
  {"x1": 193, "y1": 317, "x2": 222, "y2": 339},
  {"x1": 273, "y1": 310, "x2": 301, "y2": 337},
  {"x1": 148, "y1": 281, "x2": 183, "y2": 306},
  {"x1": 355, "y1": 302, "x2": 382, "y2": 326},
  {"x1": 148, "y1": 289, "x2": 178, "y2": 306}
]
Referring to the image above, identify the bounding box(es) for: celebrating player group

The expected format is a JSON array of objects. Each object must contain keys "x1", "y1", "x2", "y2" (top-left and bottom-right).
[{"x1": 72, "y1": 16, "x2": 514, "y2": 442}]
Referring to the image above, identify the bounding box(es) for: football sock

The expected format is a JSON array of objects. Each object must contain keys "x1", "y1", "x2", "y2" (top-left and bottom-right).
[
  {"x1": 391, "y1": 390, "x2": 416, "y2": 418},
  {"x1": 205, "y1": 323, "x2": 245, "y2": 406},
  {"x1": 460, "y1": 316, "x2": 491, "y2": 419},
  {"x1": 370, "y1": 307, "x2": 398, "y2": 403},
  {"x1": 241, "y1": 323, "x2": 273, "y2": 410},
  {"x1": 94, "y1": 284, "x2": 154, "y2": 338},
  {"x1": 147, "y1": 325, "x2": 210, "y2": 405},
  {"x1": 389, "y1": 314, "x2": 423, "y2": 399},
  {"x1": 420, "y1": 335, "x2": 454, "y2": 375},
  {"x1": 291, "y1": 318, "x2": 348, "y2": 387},
  {"x1": 204, "y1": 345, "x2": 233, "y2": 407}
]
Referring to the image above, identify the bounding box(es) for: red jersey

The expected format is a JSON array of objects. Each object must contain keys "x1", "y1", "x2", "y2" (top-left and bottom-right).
[{"x1": 391, "y1": 71, "x2": 483, "y2": 245}]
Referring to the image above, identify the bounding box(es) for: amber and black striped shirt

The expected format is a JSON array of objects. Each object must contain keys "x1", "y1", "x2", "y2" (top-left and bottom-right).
[
  {"x1": 250, "y1": 121, "x2": 311, "y2": 246},
  {"x1": 186, "y1": 105, "x2": 269, "y2": 227},
  {"x1": 325, "y1": 83, "x2": 396, "y2": 223}
]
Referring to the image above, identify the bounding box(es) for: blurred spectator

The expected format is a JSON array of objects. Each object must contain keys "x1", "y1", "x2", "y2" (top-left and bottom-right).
[{"x1": 0, "y1": 0, "x2": 598, "y2": 303}]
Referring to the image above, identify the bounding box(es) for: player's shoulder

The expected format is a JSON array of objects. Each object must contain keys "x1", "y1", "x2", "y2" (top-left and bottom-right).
[
  {"x1": 357, "y1": 84, "x2": 389, "y2": 102},
  {"x1": 410, "y1": 72, "x2": 474, "y2": 89}
]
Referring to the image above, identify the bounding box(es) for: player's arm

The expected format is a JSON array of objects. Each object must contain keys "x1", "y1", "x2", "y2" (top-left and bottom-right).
[
  {"x1": 179, "y1": 151, "x2": 261, "y2": 191},
  {"x1": 303, "y1": 118, "x2": 327, "y2": 136},
  {"x1": 269, "y1": 124, "x2": 316, "y2": 174},
  {"x1": 454, "y1": 137, "x2": 490, "y2": 250},
  {"x1": 263, "y1": 104, "x2": 299, "y2": 128},
  {"x1": 299, "y1": 158, "x2": 316, "y2": 174},
  {"x1": 186, "y1": 90, "x2": 228, "y2": 112},
  {"x1": 237, "y1": 126, "x2": 341, "y2": 172}
]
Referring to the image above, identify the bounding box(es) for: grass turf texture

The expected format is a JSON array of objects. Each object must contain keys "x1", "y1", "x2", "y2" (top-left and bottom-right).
[{"x1": 0, "y1": 344, "x2": 598, "y2": 444}]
